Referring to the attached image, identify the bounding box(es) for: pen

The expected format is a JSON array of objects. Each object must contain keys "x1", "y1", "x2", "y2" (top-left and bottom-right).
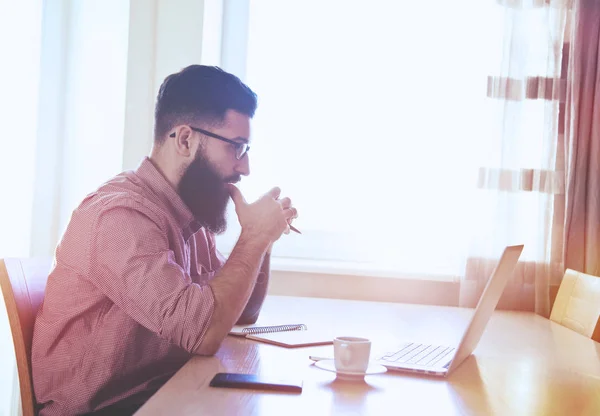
[{"x1": 277, "y1": 196, "x2": 300, "y2": 234}]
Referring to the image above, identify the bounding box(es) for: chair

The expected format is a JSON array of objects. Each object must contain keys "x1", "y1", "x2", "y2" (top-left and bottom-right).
[
  {"x1": 550, "y1": 268, "x2": 600, "y2": 342},
  {"x1": 0, "y1": 257, "x2": 53, "y2": 416}
]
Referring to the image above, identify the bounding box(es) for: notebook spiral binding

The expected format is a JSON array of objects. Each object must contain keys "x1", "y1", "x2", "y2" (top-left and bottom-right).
[{"x1": 241, "y1": 324, "x2": 307, "y2": 335}]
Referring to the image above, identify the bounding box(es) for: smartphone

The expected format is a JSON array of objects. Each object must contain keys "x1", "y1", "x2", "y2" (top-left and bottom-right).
[{"x1": 209, "y1": 372, "x2": 303, "y2": 393}]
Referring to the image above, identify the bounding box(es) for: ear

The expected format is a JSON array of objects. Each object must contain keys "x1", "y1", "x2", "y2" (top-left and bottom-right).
[{"x1": 170, "y1": 126, "x2": 195, "y2": 158}]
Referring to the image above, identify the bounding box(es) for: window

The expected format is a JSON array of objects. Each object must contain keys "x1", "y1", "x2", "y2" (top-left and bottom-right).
[{"x1": 214, "y1": 1, "x2": 556, "y2": 279}]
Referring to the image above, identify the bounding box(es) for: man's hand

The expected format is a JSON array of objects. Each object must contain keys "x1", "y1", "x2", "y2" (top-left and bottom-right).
[
  {"x1": 228, "y1": 184, "x2": 298, "y2": 245},
  {"x1": 201, "y1": 185, "x2": 296, "y2": 353}
]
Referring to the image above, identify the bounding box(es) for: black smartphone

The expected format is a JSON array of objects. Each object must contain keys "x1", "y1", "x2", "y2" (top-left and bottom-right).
[{"x1": 209, "y1": 372, "x2": 302, "y2": 393}]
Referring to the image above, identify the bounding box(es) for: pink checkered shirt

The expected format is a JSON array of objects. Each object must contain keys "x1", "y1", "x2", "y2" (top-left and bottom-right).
[{"x1": 32, "y1": 157, "x2": 224, "y2": 415}]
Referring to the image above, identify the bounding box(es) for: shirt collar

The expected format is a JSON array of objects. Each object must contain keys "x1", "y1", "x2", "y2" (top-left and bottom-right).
[{"x1": 135, "y1": 157, "x2": 202, "y2": 239}]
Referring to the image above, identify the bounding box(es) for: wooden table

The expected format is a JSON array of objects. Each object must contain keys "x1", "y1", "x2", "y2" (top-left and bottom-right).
[{"x1": 135, "y1": 296, "x2": 600, "y2": 415}]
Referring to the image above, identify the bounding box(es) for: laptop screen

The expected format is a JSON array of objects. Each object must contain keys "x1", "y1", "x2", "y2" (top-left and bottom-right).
[{"x1": 447, "y1": 244, "x2": 524, "y2": 373}]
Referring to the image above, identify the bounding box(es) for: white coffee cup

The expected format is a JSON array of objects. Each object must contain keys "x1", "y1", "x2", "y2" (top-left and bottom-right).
[{"x1": 333, "y1": 336, "x2": 371, "y2": 373}]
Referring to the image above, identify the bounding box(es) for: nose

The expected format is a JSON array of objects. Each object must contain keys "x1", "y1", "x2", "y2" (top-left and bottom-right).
[{"x1": 235, "y1": 154, "x2": 250, "y2": 177}]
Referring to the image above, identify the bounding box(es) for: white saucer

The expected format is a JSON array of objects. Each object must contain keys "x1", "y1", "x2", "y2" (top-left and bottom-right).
[{"x1": 314, "y1": 359, "x2": 387, "y2": 379}]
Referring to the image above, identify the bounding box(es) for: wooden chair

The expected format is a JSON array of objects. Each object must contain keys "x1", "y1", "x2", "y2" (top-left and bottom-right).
[
  {"x1": 0, "y1": 257, "x2": 53, "y2": 416},
  {"x1": 550, "y1": 268, "x2": 600, "y2": 342}
]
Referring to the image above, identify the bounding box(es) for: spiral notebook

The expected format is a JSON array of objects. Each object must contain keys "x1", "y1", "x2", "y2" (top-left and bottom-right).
[
  {"x1": 229, "y1": 323, "x2": 307, "y2": 336},
  {"x1": 229, "y1": 324, "x2": 333, "y2": 348}
]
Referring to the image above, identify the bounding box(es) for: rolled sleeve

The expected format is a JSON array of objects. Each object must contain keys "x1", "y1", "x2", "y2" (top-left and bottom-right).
[{"x1": 88, "y1": 205, "x2": 214, "y2": 354}]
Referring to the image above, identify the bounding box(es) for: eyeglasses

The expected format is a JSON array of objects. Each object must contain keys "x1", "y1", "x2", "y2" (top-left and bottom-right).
[{"x1": 170, "y1": 126, "x2": 250, "y2": 160}]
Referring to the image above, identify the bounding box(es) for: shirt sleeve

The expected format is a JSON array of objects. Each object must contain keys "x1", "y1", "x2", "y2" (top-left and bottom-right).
[{"x1": 86, "y1": 205, "x2": 215, "y2": 354}]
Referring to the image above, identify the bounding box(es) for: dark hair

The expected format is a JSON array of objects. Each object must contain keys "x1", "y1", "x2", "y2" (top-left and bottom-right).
[{"x1": 154, "y1": 65, "x2": 257, "y2": 143}]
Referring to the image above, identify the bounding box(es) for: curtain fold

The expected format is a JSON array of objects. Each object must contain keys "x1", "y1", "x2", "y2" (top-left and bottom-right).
[{"x1": 563, "y1": 0, "x2": 600, "y2": 276}]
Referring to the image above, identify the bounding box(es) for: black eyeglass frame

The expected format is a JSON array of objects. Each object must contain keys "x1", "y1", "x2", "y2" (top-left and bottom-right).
[{"x1": 169, "y1": 126, "x2": 250, "y2": 160}]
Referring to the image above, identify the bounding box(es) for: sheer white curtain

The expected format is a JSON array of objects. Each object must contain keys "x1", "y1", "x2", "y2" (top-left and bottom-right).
[
  {"x1": 216, "y1": 0, "x2": 509, "y2": 280},
  {"x1": 460, "y1": 0, "x2": 572, "y2": 315}
]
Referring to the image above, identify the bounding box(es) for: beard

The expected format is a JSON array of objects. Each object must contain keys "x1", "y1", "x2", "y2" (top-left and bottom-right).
[{"x1": 178, "y1": 149, "x2": 239, "y2": 234}]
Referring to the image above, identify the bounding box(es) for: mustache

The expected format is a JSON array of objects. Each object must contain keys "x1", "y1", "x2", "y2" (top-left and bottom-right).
[{"x1": 225, "y1": 175, "x2": 241, "y2": 184}]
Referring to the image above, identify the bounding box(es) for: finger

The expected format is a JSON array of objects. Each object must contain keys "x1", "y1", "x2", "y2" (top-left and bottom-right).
[
  {"x1": 227, "y1": 183, "x2": 247, "y2": 207},
  {"x1": 266, "y1": 187, "x2": 281, "y2": 199},
  {"x1": 283, "y1": 207, "x2": 298, "y2": 219},
  {"x1": 278, "y1": 197, "x2": 292, "y2": 209}
]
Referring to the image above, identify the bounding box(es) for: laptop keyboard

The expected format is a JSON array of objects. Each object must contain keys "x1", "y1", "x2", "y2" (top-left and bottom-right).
[{"x1": 378, "y1": 342, "x2": 455, "y2": 368}]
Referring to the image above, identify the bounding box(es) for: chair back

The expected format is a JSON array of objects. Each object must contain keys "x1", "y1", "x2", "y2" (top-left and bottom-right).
[
  {"x1": 550, "y1": 268, "x2": 600, "y2": 342},
  {"x1": 0, "y1": 257, "x2": 53, "y2": 416}
]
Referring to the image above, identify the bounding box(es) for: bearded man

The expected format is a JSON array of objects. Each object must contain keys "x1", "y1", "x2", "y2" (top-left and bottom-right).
[{"x1": 31, "y1": 65, "x2": 298, "y2": 415}]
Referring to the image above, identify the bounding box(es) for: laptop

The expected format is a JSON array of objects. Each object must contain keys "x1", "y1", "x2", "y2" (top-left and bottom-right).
[{"x1": 374, "y1": 244, "x2": 524, "y2": 377}]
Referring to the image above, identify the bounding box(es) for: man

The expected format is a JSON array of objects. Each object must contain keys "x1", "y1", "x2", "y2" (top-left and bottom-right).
[{"x1": 31, "y1": 65, "x2": 297, "y2": 415}]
